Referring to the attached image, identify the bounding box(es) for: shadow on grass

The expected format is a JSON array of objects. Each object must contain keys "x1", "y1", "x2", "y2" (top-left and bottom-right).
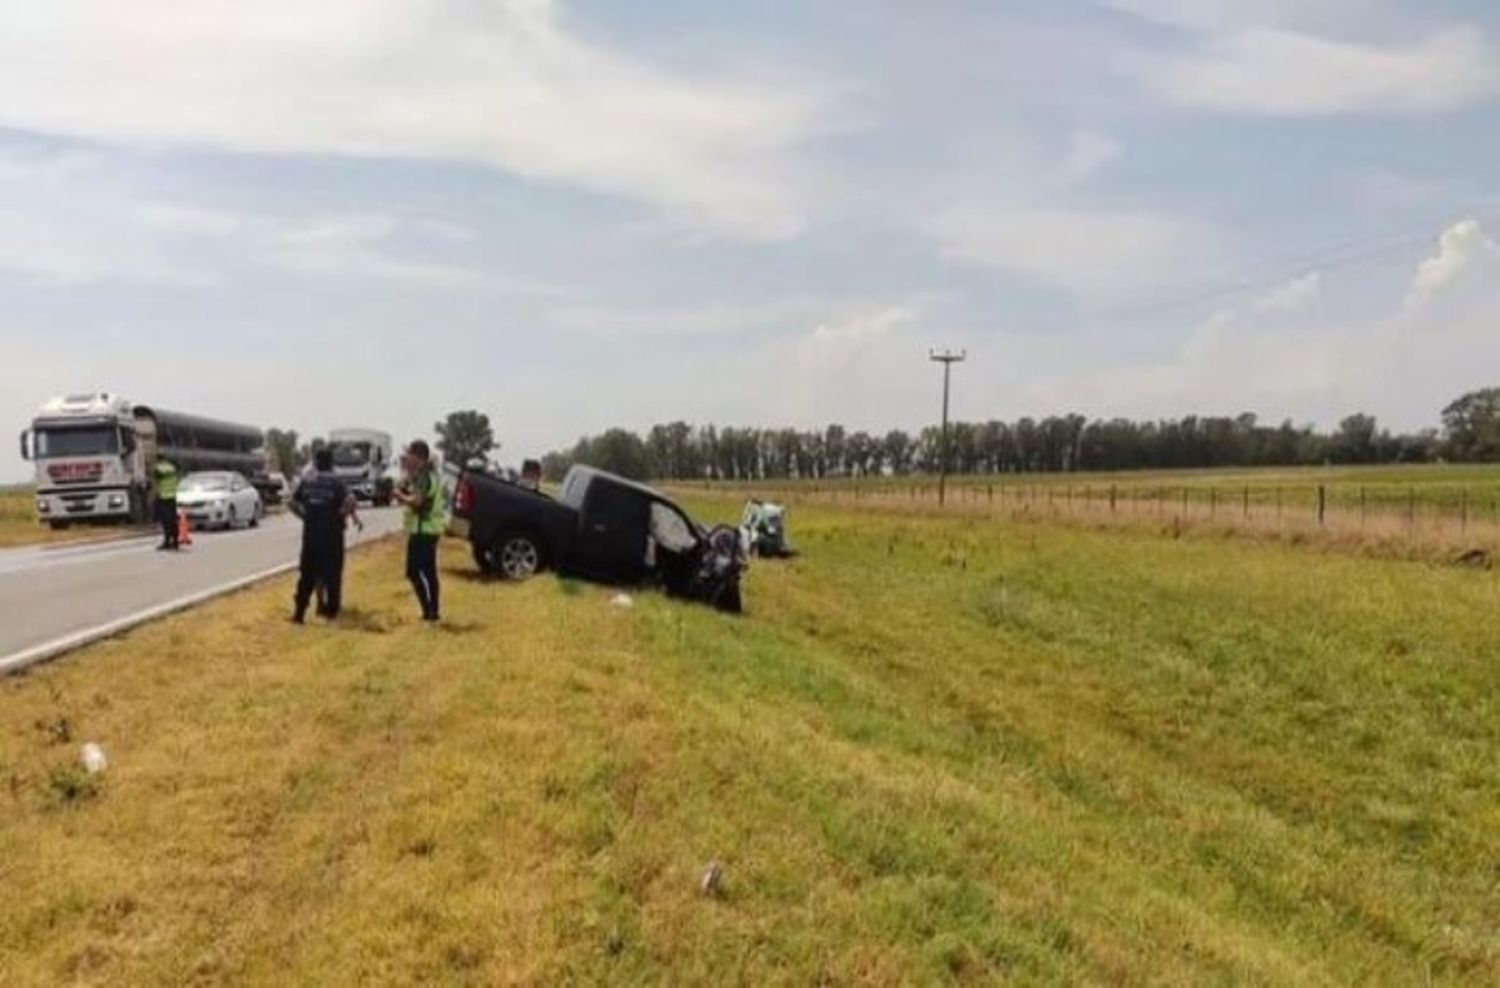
[
  {"x1": 433, "y1": 619, "x2": 484, "y2": 635},
  {"x1": 329, "y1": 607, "x2": 394, "y2": 635}
]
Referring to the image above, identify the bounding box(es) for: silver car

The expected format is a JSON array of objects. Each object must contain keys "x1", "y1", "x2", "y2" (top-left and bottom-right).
[{"x1": 176, "y1": 471, "x2": 263, "y2": 531}]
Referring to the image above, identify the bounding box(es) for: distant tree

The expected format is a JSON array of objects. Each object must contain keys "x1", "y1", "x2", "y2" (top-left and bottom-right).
[
  {"x1": 1441, "y1": 388, "x2": 1500, "y2": 461},
  {"x1": 585, "y1": 428, "x2": 651, "y2": 479},
  {"x1": 1330, "y1": 414, "x2": 1379, "y2": 464},
  {"x1": 540, "y1": 450, "x2": 574, "y2": 482},
  {"x1": 882, "y1": 430, "x2": 913, "y2": 475},
  {"x1": 265, "y1": 427, "x2": 305, "y2": 476},
  {"x1": 434, "y1": 410, "x2": 496, "y2": 467}
]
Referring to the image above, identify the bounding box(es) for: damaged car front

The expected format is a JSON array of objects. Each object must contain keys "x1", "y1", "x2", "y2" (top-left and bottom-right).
[{"x1": 647, "y1": 499, "x2": 747, "y2": 613}]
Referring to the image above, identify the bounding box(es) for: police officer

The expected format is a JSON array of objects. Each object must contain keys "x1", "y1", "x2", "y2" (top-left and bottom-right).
[
  {"x1": 392, "y1": 440, "x2": 445, "y2": 622},
  {"x1": 152, "y1": 459, "x2": 180, "y2": 551},
  {"x1": 290, "y1": 447, "x2": 355, "y2": 623}
]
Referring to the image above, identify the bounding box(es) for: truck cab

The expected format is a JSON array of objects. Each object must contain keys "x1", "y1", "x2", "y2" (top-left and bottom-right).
[
  {"x1": 20, "y1": 393, "x2": 144, "y2": 527},
  {"x1": 327, "y1": 428, "x2": 394, "y2": 505}
]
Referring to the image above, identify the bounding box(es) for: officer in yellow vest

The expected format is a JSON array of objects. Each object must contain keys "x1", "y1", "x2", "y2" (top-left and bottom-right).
[
  {"x1": 152, "y1": 460, "x2": 180, "y2": 551},
  {"x1": 392, "y1": 440, "x2": 446, "y2": 621}
]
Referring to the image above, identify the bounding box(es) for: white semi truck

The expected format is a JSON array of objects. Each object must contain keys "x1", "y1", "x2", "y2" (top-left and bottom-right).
[
  {"x1": 19, "y1": 392, "x2": 267, "y2": 528},
  {"x1": 327, "y1": 428, "x2": 395, "y2": 505}
]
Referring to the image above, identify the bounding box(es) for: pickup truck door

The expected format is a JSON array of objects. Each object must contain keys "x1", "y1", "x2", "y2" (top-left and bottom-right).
[{"x1": 573, "y1": 480, "x2": 650, "y2": 581}]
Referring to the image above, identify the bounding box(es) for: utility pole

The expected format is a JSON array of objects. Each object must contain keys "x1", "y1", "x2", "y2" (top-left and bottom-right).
[{"x1": 929, "y1": 348, "x2": 966, "y2": 507}]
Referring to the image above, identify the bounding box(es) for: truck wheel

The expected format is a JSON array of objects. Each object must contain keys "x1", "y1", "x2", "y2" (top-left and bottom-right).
[{"x1": 489, "y1": 531, "x2": 544, "y2": 581}]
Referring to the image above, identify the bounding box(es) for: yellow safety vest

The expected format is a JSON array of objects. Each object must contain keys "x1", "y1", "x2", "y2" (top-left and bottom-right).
[
  {"x1": 153, "y1": 464, "x2": 179, "y2": 500},
  {"x1": 403, "y1": 470, "x2": 446, "y2": 536}
]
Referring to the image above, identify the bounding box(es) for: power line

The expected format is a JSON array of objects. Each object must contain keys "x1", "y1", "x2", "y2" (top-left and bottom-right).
[{"x1": 1094, "y1": 200, "x2": 1500, "y2": 325}]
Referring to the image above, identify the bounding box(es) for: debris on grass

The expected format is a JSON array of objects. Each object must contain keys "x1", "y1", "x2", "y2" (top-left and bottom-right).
[
  {"x1": 610, "y1": 593, "x2": 634, "y2": 608},
  {"x1": 699, "y1": 861, "x2": 725, "y2": 898},
  {"x1": 1453, "y1": 547, "x2": 1490, "y2": 569},
  {"x1": 80, "y1": 742, "x2": 107, "y2": 774}
]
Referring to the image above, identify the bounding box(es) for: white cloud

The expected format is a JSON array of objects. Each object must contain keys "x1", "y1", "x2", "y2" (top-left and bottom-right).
[
  {"x1": 926, "y1": 204, "x2": 1224, "y2": 304},
  {"x1": 1104, "y1": 0, "x2": 1375, "y2": 33},
  {"x1": 264, "y1": 214, "x2": 483, "y2": 288},
  {"x1": 1254, "y1": 271, "x2": 1322, "y2": 314},
  {"x1": 1057, "y1": 131, "x2": 1123, "y2": 185},
  {"x1": 0, "y1": 149, "x2": 220, "y2": 287},
  {"x1": 0, "y1": 0, "x2": 830, "y2": 241},
  {"x1": 1132, "y1": 26, "x2": 1500, "y2": 115},
  {"x1": 1406, "y1": 219, "x2": 1497, "y2": 307}
]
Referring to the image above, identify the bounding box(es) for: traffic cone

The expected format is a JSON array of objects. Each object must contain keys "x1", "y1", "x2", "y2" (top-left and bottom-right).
[{"x1": 176, "y1": 510, "x2": 193, "y2": 547}]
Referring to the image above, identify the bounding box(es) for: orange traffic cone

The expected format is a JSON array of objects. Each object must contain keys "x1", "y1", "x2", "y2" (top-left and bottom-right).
[{"x1": 176, "y1": 510, "x2": 193, "y2": 547}]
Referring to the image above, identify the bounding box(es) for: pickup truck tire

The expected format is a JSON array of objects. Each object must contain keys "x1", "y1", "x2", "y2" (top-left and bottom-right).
[{"x1": 478, "y1": 530, "x2": 546, "y2": 581}]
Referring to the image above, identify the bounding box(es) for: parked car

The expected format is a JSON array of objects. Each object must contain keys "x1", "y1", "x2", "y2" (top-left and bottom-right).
[
  {"x1": 449, "y1": 464, "x2": 746, "y2": 612},
  {"x1": 176, "y1": 471, "x2": 263, "y2": 531}
]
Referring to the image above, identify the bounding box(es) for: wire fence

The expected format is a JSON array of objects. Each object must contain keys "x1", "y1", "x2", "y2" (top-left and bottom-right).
[{"x1": 687, "y1": 479, "x2": 1500, "y2": 554}]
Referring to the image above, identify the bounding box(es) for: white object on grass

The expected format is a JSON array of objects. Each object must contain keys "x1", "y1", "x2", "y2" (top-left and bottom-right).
[
  {"x1": 610, "y1": 593, "x2": 634, "y2": 608},
  {"x1": 81, "y1": 742, "x2": 108, "y2": 774}
]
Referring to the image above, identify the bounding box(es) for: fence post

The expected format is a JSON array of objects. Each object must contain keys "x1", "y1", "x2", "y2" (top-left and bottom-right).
[
  {"x1": 988, "y1": 483, "x2": 994, "y2": 504},
  {"x1": 1360, "y1": 487, "x2": 1366, "y2": 528},
  {"x1": 1408, "y1": 487, "x2": 1416, "y2": 529},
  {"x1": 1210, "y1": 488, "x2": 1218, "y2": 519},
  {"x1": 1276, "y1": 487, "x2": 1283, "y2": 520},
  {"x1": 1317, "y1": 484, "x2": 1326, "y2": 527},
  {"x1": 1242, "y1": 486, "x2": 1250, "y2": 520},
  {"x1": 1461, "y1": 488, "x2": 1469, "y2": 535},
  {"x1": 1110, "y1": 484, "x2": 1118, "y2": 513}
]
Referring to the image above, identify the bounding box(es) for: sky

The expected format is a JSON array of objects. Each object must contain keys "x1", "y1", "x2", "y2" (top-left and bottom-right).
[{"x1": 2, "y1": 0, "x2": 1499, "y2": 481}]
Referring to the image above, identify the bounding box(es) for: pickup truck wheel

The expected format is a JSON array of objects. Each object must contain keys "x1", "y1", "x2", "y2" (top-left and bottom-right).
[{"x1": 491, "y1": 532, "x2": 543, "y2": 581}]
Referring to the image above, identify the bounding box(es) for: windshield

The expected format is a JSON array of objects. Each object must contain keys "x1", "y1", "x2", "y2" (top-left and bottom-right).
[
  {"x1": 36, "y1": 427, "x2": 119, "y2": 459},
  {"x1": 182, "y1": 474, "x2": 232, "y2": 491},
  {"x1": 331, "y1": 442, "x2": 370, "y2": 467}
]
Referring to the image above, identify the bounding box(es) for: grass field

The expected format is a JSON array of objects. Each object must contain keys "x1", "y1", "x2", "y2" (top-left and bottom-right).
[
  {"x1": 0, "y1": 488, "x2": 150, "y2": 549},
  {"x1": 702, "y1": 463, "x2": 1500, "y2": 511},
  {"x1": 2, "y1": 500, "x2": 1498, "y2": 984},
  {"x1": 695, "y1": 464, "x2": 1500, "y2": 556}
]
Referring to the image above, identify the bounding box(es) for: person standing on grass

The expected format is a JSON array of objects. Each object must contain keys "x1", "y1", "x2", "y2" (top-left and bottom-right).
[
  {"x1": 393, "y1": 439, "x2": 445, "y2": 622},
  {"x1": 152, "y1": 459, "x2": 180, "y2": 551},
  {"x1": 290, "y1": 447, "x2": 356, "y2": 623}
]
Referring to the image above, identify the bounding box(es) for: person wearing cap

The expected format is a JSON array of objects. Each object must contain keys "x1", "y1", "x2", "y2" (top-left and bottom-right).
[
  {"x1": 392, "y1": 439, "x2": 445, "y2": 622},
  {"x1": 152, "y1": 459, "x2": 180, "y2": 551}
]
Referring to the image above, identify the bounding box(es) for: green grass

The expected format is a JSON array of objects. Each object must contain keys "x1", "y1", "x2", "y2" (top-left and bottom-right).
[
  {"x1": 1, "y1": 503, "x2": 1497, "y2": 984},
  {"x1": 703, "y1": 463, "x2": 1500, "y2": 513}
]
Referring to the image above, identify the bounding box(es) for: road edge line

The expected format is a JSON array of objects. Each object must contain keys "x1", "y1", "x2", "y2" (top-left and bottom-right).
[
  {"x1": 2, "y1": 528, "x2": 401, "y2": 677},
  {"x1": 0, "y1": 561, "x2": 299, "y2": 677}
]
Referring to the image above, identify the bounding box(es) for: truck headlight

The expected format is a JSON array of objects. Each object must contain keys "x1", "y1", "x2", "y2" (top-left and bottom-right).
[
  {"x1": 107, "y1": 494, "x2": 125, "y2": 508},
  {"x1": 36, "y1": 498, "x2": 50, "y2": 513}
]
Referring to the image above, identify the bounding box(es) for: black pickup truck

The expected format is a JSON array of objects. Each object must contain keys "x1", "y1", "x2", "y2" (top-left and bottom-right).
[{"x1": 448, "y1": 465, "x2": 746, "y2": 612}]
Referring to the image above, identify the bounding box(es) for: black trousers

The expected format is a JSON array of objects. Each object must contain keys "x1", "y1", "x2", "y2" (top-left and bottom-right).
[
  {"x1": 296, "y1": 534, "x2": 345, "y2": 619},
  {"x1": 406, "y1": 534, "x2": 440, "y2": 618},
  {"x1": 156, "y1": 498, "x2": 178, "y2": 548}
]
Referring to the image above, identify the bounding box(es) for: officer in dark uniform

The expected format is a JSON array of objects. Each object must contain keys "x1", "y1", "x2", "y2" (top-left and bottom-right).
[{"x1": 290, "y1": 447, "x2": 355, "y2": 623}]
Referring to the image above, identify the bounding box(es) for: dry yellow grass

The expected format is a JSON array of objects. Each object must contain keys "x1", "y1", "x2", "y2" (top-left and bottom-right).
[
  {"x1": 2, "y1": 507, "x2": 1497, "y2": 985},
  {"x1": 0, "y1": 489, "x2": 150, "y2": 549}
]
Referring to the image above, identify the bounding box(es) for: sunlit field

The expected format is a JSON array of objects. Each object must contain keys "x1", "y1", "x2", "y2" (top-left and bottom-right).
[
  {"x1": 3, "y1": 495, "x2": 1496, "y2": 985},
  {"x1": 691, "y1": 464, "x2": 1500, "y2": 558}
]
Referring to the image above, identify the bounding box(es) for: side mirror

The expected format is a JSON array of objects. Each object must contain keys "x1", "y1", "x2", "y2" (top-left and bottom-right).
[{"x1": 19, "y1": 430, "x2": 31, "y2": 462}]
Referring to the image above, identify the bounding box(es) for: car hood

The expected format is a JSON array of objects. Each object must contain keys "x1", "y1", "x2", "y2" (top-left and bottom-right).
[{"x1": 176, "y1": 490, "x2": 228, "y2": 505}]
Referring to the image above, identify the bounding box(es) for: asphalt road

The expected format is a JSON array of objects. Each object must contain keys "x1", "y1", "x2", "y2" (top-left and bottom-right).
[{"x1": 0, "y1": 509, "x2": 405, "y2": 666}]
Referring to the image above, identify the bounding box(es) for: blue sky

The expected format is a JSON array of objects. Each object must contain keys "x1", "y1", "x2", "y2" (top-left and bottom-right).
[{"x1": 2, "y1": 0, "x2": 1498, "y2": 480}]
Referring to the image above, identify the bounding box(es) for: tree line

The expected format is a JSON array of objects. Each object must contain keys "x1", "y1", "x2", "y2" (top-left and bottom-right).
[{"x1": 538, "y1": 388, "x2": 1500, "y2": 482}]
